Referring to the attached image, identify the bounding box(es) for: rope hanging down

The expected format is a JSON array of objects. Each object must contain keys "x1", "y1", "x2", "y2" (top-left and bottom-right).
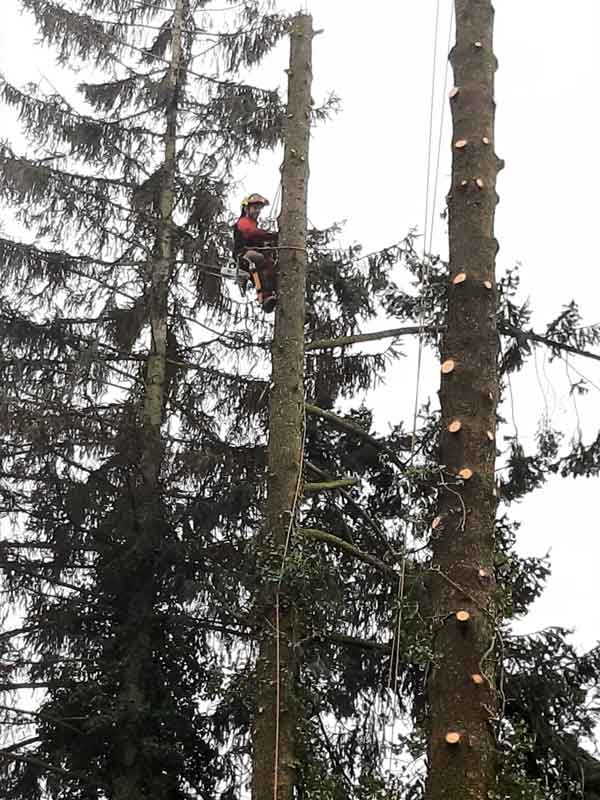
[
  {"x1": 273, "y1": 403, "x2": 307, "y2": 800},
  {"x1": 385, "y1": 0, "x2": 454, "y2": 776}
]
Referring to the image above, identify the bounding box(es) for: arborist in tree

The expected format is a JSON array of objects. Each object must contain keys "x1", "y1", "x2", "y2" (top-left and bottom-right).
[{"x1": 233, "y1": 193, "x2": 278, "y2": 313}]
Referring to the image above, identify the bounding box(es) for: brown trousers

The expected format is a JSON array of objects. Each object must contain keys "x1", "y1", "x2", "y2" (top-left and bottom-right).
[{"x1": 240, "y1": 249, "x2": 277, "y2": 302}]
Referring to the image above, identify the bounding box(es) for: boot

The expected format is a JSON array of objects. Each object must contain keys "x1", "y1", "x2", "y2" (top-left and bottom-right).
[{"x1": 261, "y1": 292, "x2": 277, "y2": 314}]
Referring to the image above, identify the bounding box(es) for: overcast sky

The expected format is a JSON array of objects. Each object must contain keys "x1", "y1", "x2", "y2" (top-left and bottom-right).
[{"x1": 1, "y1": 0, "x2": 599, "y2": 660}]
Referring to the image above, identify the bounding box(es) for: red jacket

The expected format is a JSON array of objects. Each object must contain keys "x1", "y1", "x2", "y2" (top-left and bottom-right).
[{"x1": 235, "y1": 215, "x2": 277, "y2": 250}]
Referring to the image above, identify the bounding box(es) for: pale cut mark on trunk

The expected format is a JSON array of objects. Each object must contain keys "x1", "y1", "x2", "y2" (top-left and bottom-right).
[{"x1": 445, "y1": 732, "x2": 462, "y2": 745}]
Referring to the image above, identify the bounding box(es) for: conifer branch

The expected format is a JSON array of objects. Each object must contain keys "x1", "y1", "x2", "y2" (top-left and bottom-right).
[
  {"x1": 305, "y1": 461, "x2": 399, "y2": 559},
  {"x1": 326, "y1": 632, "x2": 392, "y2": 652},
  {"x1": 307, "y1": 321, "x2": 600, "y2": 366},
  {"x1": 500, "y1": 324, "x2": 600, "y2": 364},
  {"x1": 305, "y1": 404, "x2": 409, "y2": 467},
  {"x1": 298, "y1": 528, "x2": 398, "y2": 577},
  {"x1": 306, "y1": 325, "x2": 426, "y2": 352},
  {"x1": 0, "y1": 737, "x2": 41, "y2": 753},
  {"x1": 303, "y1": 479, "x2": 359, "y2": 493},
  {"x1": 0, "y1": 748, "x2": 106, "y2": 788}
]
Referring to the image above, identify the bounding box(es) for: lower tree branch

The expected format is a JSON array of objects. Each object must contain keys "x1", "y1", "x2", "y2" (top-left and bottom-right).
[
  {"x1": 0, "y1": 736, "x2": 41, "y2": 753},
  {"x1": 326, "y1": 632, "x2": 392, "y2": 652},
  {"x1": 305, "y1": 404, "x2": 409, "y2": 468},
  {"x1": 298, "y1": 527, "x2": 399, "y2": 576},
  {"x1": 303, "y1": 478, "x2": 359, "y2": 493}
]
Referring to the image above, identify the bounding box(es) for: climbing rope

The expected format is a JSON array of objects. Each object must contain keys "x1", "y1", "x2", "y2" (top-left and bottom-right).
[
  {"x1": 273, "y1": 399, "x2": 307, "y2": 800},
  {"x1": 410, "y1": 0, "x2": 454, "y2": 460},
  {"x1": 386, "y1": 0, "x2": 455, "y2": 777}
]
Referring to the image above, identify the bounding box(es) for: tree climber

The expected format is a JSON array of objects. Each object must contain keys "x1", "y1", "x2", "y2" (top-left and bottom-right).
[{"x1": 233, "y1": 193, "x2": 278, "y2": 313}]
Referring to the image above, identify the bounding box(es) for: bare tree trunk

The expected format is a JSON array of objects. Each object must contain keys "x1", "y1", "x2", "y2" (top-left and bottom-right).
[
  {"x1": 425, "y1": 2, "x2": 503, "y2": 799},
  {"x1": 252, "y1": 14, "x2": 313, "y2": 800},
  {"x1": 113, "y1": 2, "x2": 185, "y2": 797}
]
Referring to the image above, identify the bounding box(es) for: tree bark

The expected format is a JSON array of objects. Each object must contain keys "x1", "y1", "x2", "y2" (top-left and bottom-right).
[
  {"x1": 252, "y1": 14, "x2": 312, "y2": 800},
  {"x1": 113, "y1": 2, "x2": 184, "y2": 798},
  {"x1": 425, "y1": 3, "x2": 502, "y2": 799}
]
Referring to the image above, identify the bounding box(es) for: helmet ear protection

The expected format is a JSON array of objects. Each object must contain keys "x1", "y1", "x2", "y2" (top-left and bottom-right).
[{"x1": 241, "y1": 193, "x2": 270, "y2": 208}]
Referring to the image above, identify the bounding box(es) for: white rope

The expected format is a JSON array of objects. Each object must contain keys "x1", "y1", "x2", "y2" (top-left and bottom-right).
[
  {"x1": 272, "y1": 398, "x2": 307, "y2": 800},
  {"x1": 427, "y1": 2, "x2": 455, "y2": 257},
  {"x1": 408, "y1": 0, "x2": 455, "y2": 461},
  {"x1": 386, "y1": 0, "x2": 454, "y2": 779}
]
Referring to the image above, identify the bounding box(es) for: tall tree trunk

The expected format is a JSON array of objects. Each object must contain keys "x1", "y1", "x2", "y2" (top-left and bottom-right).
[
  {"x1": 252, "y1": 14, "x2": 313, "y2": 800},
  {"x1": 425, "y1": 2, "x2": 503, "y2": 799},
  {"x1": 113, "y1": 2, "x2": 185, "y2": 797}
]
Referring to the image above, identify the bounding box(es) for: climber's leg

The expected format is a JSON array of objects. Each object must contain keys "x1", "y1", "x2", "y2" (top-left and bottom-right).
[
  {"x1": 243, "y1": 250, "x2": 278, "y2": 313},
  {"x1": 242, "y1": 250, "x2": 265, "y2": 297},
  {"x1": 260, "y1": 254, "x2": 277, "y2": 314}
]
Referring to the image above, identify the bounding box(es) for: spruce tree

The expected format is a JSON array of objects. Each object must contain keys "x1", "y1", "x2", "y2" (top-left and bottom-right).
[{"x1": 0, "y1": 1, "x2": 288, "y2": 796}]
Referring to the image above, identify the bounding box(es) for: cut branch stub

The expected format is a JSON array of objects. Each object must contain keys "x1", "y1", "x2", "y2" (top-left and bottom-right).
[
  {"x1": 441, "y1": 359, "x2": 456, "y2": 375},
  {"x1": 475, "y1": 178, "x2": 485, "y2": 189},
  {"x1": 458, "y1": 467, "x2": 473, "y2": 480},
  {"x1": 471, "y1": 673, "x2": 485, "y2": 686},
  {"x1": 456, "y1": 610, "x2": 471, "y2": 623},
  {"x1": 445, "y1": 731, "x2": 462, "y2": 745},
  {"x1": 455, "y1": 139, "x2": 468, "y2": 149},
  {"x1": 486, "y1": 430, "x2": 495, "y2": 442},
  {"x1": 449, "y1": 87, "x2": 460, "y2": 99},
  {"x1": 460, "y1": 179, "x2": 469, "y2": 187},
  {"x1": 432, "y1": 516, "x2": 443, "y2": 530},
  {"x1": 448, "y1": 419, "x2": 462, "y2": 433},
  {"x1": 483, "y1": 280, "x2": 493, "y2": 289},
  {"x1": 478, "y1": 568, "x2": 491, "y2": 580},
  {"x1": 474, "y1": 40, "x2": 483, "y2": 48},
  {"x1": 482, "y1": 136, "x2": 490, "y2": 145},
  {"x1": 452, "y1": 272, "x2": 467, "y2": 285}
]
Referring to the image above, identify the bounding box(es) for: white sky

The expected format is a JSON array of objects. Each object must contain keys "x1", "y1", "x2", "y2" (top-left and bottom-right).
[{"x1": 1, "y1": 0, "x2": 599, "y2": 669}]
